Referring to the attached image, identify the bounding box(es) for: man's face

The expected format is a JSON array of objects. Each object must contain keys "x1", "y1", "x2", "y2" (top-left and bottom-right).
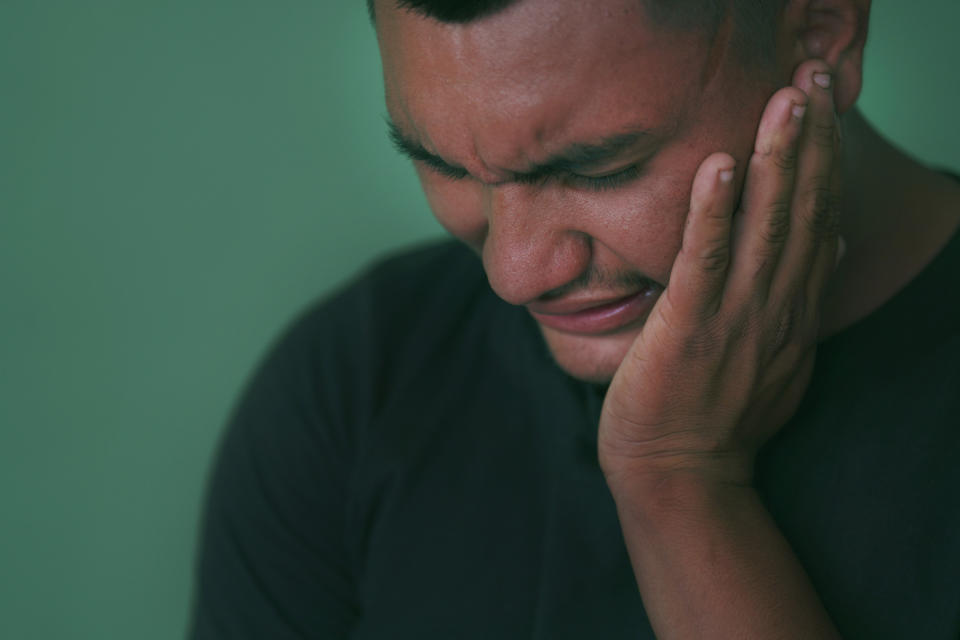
[{"x1": 377, "y1": 0, "x2": 785, "y2": 384}]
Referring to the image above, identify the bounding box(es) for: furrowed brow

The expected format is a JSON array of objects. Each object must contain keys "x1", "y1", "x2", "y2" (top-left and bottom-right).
[
  {"x1": 536, "y1": 131, "x2": 654, "y2": 174},
  {"x1": 386, "y1": 118, "x2": 654, "y2": 181}
]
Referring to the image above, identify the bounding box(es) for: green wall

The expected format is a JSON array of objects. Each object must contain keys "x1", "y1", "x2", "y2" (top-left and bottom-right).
[{"x1": 1, "y1": 1, "x2": 957, "y2": 638}]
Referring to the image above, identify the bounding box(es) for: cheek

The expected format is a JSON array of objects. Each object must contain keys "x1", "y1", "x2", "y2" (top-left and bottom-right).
[{"x1": 570, "y1": 157, "x2": 701, "y2": 279}]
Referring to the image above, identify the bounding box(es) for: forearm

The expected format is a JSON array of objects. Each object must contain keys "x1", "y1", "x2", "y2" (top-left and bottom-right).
[{"x1": 608, "y1": 473, "x2": 841, "y2": 640}]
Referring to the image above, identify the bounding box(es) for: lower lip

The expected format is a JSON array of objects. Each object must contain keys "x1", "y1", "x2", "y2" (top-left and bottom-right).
[{"x1": 529, "y1": 285, "x2": 660, "y2": 335}]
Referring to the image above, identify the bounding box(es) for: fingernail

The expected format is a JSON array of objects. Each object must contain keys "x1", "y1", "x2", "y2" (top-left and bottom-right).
[
  {"x1": 813, "y1": 72, "x2": 832, "y2": 89},
  {"x1": 719, "y1": 168, "x2": 734, "y2": 183},
  {"x1": 791, "y1": 103, "x2": 807, "y2": 120}
]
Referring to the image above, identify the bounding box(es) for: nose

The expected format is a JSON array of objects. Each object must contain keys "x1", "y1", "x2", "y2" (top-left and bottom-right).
[{"x1": 481, "y1": 182, "x2": 591, "y2": 306}]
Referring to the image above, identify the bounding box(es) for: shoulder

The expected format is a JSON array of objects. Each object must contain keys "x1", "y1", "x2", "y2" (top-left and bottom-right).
[
  {"x1": 239, "y1": 237, "x2": 490, "y2": 429},
  {"x1": 190, "y1": 242, "x2": 486, "y2": 639},
  {"x1": 277, "y1": 237, "x2": 485, "y2": 365}
]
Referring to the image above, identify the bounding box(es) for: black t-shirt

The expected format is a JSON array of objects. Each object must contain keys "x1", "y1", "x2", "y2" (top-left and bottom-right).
[{"x1": 189, "y1": 190, "x2": 960, "y2": 639}]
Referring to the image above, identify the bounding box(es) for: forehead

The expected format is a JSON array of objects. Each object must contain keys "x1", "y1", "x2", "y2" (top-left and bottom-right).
[{"x1": 376, "y1": 0, "x2": 723, "y2": 165}]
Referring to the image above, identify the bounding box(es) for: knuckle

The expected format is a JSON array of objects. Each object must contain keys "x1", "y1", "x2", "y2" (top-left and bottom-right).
[
  {"x1": 760, "y1": 204, "x2": 792, "y2": 246},
  {"x1": 703, "y1": 203, "x2": 731, "y2": 222},
  {"x1": 809, "y1": 119, "x2": 836, "y2": 149},
  {"x1": 803, "y1": 186, "x2": 840, "y2": 239},
  {"x1": 696, "y1": 242, "x2": 730, "y2": 273},
  {"x1": 770, "y1": 146, "x2": 798, "y2": 173},
  {"x1": 771, "y1": 314, "x2": 794, "y2": 354},
  {"x1": 765, "y1": 296, "x2": 819, "y2": 361},
  {"x1": 769, "y1": 301, "x2": 803, "y2": 355}
]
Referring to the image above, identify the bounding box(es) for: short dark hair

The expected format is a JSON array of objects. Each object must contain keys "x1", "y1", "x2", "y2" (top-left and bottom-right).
[
  {"x1": 367, "y1": 0, "x2": 786, "y2": 62},
  {"x1": 369, "y1": 0, "x2": 515, "y2": 23}
]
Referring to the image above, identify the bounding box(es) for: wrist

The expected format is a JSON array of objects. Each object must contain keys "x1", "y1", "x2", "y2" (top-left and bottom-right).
[
  {"x1": 600, "y1": 449, "x2": 756, "y2": 507},
  {"x1": 603, "y1": 465, "x2": 760, "y2": 541}
]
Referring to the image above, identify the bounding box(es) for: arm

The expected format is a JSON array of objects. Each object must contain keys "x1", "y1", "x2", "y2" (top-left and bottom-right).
[{"x1": 608, "y1": 472, "x2": 840, "y2": 640}]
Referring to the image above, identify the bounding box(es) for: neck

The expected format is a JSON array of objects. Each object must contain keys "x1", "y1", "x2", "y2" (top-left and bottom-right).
[{"x1": 819, "y1": 108, "x2": 960, "y2": 340}]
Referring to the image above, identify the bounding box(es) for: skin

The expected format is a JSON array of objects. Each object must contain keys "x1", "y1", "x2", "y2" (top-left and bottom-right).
[
  {"x1": 598, "y1": 63, "x2": 846, "y2": 636},
  {"x1": 376, "y1": 0, "x2": 960, "y2": 388},
  {"x1": 374, "y1": 0, "x2": 960, "y2": 635},
  {"x1": 378, "y1": 0, "x2": 772, "y2": 385}
]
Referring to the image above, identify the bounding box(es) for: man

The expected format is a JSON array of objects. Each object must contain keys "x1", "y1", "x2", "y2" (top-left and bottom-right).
[{"x1": 189, "y1": 0, "x2": 960, "y2": 638}]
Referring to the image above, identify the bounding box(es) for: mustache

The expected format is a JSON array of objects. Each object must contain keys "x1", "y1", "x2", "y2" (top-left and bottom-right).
[{"x1": 539, "y1": 266, "x2": 660, "y2": 301}]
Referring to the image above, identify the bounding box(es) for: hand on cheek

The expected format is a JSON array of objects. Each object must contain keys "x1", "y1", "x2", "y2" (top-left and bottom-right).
[{"x1": 598, "y1": 59, "x2": 844, "y2": 490}]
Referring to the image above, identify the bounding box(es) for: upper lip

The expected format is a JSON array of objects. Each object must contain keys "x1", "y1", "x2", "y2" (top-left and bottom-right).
[{"x1": 527, "y1": 291, "x2": 643, "y2": 316}]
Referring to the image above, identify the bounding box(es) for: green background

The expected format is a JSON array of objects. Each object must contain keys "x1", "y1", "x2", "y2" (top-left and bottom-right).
[{"x1": 1, "y1": 1, "x2": 958, "y2": 638}]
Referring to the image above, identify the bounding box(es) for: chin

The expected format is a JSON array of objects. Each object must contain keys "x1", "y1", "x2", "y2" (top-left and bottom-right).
[{"x1": 536, "y1": 322, "x2": 641, "y2": 385}]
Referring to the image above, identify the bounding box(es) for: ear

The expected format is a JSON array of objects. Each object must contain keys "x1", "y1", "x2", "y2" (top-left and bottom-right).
[{"x1": 782, "y1": 0, "x2": 872, "y2": 114}]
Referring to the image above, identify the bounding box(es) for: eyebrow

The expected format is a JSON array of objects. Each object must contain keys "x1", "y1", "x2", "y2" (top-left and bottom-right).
[{"x1": 386, "y1": 119, "x2": 655, "y2": 182}]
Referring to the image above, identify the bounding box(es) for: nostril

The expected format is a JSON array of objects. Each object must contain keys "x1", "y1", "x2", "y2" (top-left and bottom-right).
[{"x1": 538, "y1": 287, "x2": 566, "y2": 302}]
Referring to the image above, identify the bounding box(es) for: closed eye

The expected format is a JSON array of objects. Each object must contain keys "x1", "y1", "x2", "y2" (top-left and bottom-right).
[
  {"x1": 421, "y1": 159, "x2": 470, "y2": 181},
  {"x1": 564, "y1": 165, "x2": 642, "y2": 192},
  {"x1": 418, "y1": 162, "x2": 643, "y2": 193},
  {"x1": 387, "y1": 122, "x2": 471, "y2": 180},
  {"x1": 388, "y1": 118, "x2": 653, "y2": 193}
]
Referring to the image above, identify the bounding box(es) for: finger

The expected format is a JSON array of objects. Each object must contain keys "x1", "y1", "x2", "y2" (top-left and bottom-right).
[
  {"x1": 773, "y1": 60, "x2": 842, "y2": 304},
  {"x1": 803, "y1": 88, "x2": 845, "y2": 309},
  {"x1": 805, "y1": 133, "x2": 844, "y2": 312},
  {"x1": 725, "y1": 86, "x2": 809, "y2": 304},
  {"x1": 665, "y1": 152, "x2": 738, "y2": 321}
]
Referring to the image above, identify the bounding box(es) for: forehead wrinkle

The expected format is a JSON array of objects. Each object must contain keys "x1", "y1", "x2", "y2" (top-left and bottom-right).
[
  {"x1": 381, "y1": 0, "x2": 699, "y2": 181},
  {"x1": 468, "y1": 130, "x2": 510, "y2": 182},
  {"x1": 457, "y1": 100, "x2": 558, "y2": 181}
]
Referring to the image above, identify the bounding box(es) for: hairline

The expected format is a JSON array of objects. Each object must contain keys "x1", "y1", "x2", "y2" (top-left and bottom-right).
[{"x1": 367, "y1": 0, "x2": 782, "y2": 64}]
